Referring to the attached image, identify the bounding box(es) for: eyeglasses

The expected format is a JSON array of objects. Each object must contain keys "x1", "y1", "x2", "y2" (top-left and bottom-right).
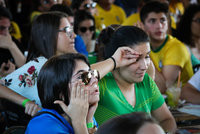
[
  {"x1": 58, "y1": 26, "x2": 74, "y2": 38},
  {"x1": 84, "y1": 2, "x2": 97, "y2": 9},
  {"x1": 192, "y1": 18, "x2": 200, "y2": 24},
  {"x1": 79, "y1": 26, "x2": 95, "y2": 33},
  {"x1": 76, "y1": 70, "x2": 100, "y2": 85},
  {"x1": 0, "y1": 26, "x2": 10, "y2": 32}
]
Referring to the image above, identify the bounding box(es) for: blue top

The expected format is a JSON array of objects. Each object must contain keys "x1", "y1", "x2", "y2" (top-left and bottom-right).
[
  {"x1": 25, "y1": 108, "x2": 98, "y2": 134},
  {"x1": 75, "y1": 35, "x2": 88, "y2": 57}
]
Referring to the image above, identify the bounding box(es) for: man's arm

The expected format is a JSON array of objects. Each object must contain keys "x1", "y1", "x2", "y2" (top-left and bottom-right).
[
  {"x1": 155, "y1": 65, "x2": 181, "y2": 93},
  {"x1": 152, "y1": 103, "x2": 177, "y2": 133},
  {"x1": 0, "y1": 34, "x2": 26, "y2": 67},
  {"x1": 181, "y1": 83, "x2": 200, "y2": 104}
]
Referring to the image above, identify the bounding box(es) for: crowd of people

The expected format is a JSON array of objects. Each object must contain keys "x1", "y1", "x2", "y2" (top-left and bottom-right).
[{"x1": 0, "y1": 0, "x2": 200, "y2": 133}]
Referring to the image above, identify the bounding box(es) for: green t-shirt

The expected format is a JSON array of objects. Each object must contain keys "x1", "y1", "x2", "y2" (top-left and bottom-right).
[
  {"x1": 190, "y1": 51, "x2": 200, "y2": 67},
  {"x1": 95, "y1": 72, "x2": 164, "y2": 125}
]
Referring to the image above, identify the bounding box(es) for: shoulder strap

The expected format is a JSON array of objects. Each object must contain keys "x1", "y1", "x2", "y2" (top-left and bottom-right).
[{"x1": 33, "y1": 111, "x2": 66, "y2": 126}]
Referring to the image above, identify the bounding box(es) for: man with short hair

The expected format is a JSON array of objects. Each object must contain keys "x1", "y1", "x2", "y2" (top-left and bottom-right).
[
  {"x1": 0, "y1": 6, "x2": 25, "y2": 77},
  {"x1": 140, "y1": 1, "x2": 193, "y2": 93}
]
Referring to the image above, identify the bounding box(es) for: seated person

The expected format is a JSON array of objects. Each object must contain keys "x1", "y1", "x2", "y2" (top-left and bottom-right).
[
  {"x1": 181, "y1": 69, "x2": 200, "y2": 104},
  {"x1": 50, "y1": 4, "x2": 89, "y2": 57},
  {"x1": 176, "y1": 4, "x2": 200, "y2": 73},
  {"x1": 140, "y1": 1, "x2": 193, "y2": 93},
  {"x1": 94, "y1": 0, "x2": 126, "y2": 30},
  {"x1": 94, "y1": 26, "x2": 176, "y2": 133},
  {"x1": 26, "y1": 53, "x2": 99, "y2": 134},
  {"x1": 0, "y1": 6, "x2": 26, "y2": 76},
  {"x1": 96, "y1": 112, "x2": 165, "y2": 134}
]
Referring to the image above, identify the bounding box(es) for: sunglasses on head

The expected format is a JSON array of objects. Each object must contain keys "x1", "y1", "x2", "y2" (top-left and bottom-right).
[
  {"x1": 58, "y1": 26, "x2": 74, "y2": 38},
  {"x1": 78, "y1": 70, "x2": 100, "y2": 85},
  {"x1": 79, "y1": 26, "x2": 95, "y2": 33},
  {"x1": 84, "y1": 2, "x2": 96, "y2": 9}
]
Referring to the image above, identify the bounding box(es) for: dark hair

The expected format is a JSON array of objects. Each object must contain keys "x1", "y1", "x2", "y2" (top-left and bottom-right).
[
  {"x1": 96, "y1": 24, "x2": 120, "y2": 61},
  {"x1": 0, "y1": 5, "x2": 12, "y2": 20},
  {"x1": 140, "y1": 1, "x2": 169, "y2": 23},
  {"x1": 105, "y1": 26, "x2": 149, "y2": 58},
  {"x1": 176, "y1": 4, "x2": 200, "y2": 47},
  {"x1": 50, "y1": 4, "x2": 74, "y2": 16},
  {"x1": 27, "y1": 11, "x2": 68, "y2": 62},
  {"x1": 96, "y1": 112, "x2": 158, "y2": 134},
  {"x1": 71, "y1": 0, "x2": 84, "y2": 11},
  {"x1": 74, "y1": 10, "x2": 96, "y2": 39},
  {"x1": 37, "y1": 53, "x2": 90, "y2": 114}
]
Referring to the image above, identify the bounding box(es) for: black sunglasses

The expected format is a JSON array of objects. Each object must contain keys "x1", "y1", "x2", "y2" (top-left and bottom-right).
[
  {"x1": 193, "y1": 18, "x2": 200, "y2": 24},
  {"x1": 79, "y1": 70, "x2": 100, "y2": 85},
  {"x1": 84, "y1": 2, "x2": 96, "y2": 9},
  {"x1": 79, "y1": 26, "x2": 95, "y2": 33}
]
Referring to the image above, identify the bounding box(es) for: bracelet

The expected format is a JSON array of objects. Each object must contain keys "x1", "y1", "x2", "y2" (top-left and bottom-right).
[
  {"x1": 22, "y1": 99, "x2": 31, "y2": 107},
  {"x1": 87, "y1": 122, "x2": 94, "y2": 129},
  {"x1": 110, "y1": 57, "x2": 116, "y2": 70}
]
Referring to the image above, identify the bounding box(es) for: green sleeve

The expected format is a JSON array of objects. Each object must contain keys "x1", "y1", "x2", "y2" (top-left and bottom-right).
[{"x1": 191, "y1": 52, "x2": 200, "y2": 67}]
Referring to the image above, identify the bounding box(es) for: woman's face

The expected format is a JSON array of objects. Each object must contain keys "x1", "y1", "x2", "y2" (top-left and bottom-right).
[
  {"x1": 191, "y1": 11, "x2": 200, "y2": 39},
  {"x1": 72, "y1": 60, "x2": 99, "y2": 105},
  {"x1": 79, "y1": 0, "x2": 96, "y2": 15},
  {"x1": 57, "y1": 17, "x2": 76, "y2": 55},
  {"x1": 78, "y1": 19, "x2": 95, "y2": 41},
  {"x1": 117, "y1": 42, "x2": 151, "y2": 83}
]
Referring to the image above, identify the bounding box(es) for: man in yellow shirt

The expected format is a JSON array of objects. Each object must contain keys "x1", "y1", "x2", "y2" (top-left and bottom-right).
[
  {"x1": 140, "y1": 1, "x2": 193, "y2": 93},
  {"x1": 94, "y1": 0, "x2": 126, "y2": 30}
]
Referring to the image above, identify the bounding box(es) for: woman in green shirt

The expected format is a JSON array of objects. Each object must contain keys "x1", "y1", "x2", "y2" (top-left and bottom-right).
[{"x1": 94, "y1": 26, "x2": 176, "y2": 133}]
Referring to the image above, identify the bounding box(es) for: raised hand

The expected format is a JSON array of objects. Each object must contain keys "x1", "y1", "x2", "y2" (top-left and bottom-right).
[
  {"x1": 0, "y1": 33, "x2": 14, "y2": 50},
  {"x1": 0, "y1": 60, "x2": 16, "y2": 77},
  {"x1": 112, "y1": 46, "x2": 141, "y2": 68},
  {"x1": 54, "y1": 81, "x2": 89, "y2": 134}
]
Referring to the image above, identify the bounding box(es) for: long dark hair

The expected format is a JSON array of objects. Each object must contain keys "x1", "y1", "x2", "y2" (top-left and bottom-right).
[
  {"x1": 176, "y1": 4, "x2": 200, "y2": 47},
  {"x1": 105, "y1": 26, "x2": 149, "y2": 58},
  {"x1": 37, "y1": 53, "x2": 90, "y2": 114},
  {"x1": 27, "y1": 11, "x2": 68, "y2": 62}
]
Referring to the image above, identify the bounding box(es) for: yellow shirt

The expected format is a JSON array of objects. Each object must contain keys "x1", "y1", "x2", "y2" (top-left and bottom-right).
[
  {"x1": 150, "y1": 35, "x2": 193, "y2": 86},
  {"x1": 30, "y1": 11, "x2": 41, "y2": 23},
  {"x1": 122, "y1": 12, "x2": 140, "y2": 26},
  {"x1": 94, "y1": 4, "x2": 126, "y2": 30},
  {"x1": 169, "y1": 2, "x2": 184, "y2": 25},
  {"x1": 10, "y1": 21, "x2": 22, "y2": 40}
]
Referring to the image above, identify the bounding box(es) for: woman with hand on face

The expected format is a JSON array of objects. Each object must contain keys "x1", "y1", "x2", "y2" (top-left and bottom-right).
[
  {"x1": 0, "y1": 11, "x2": 76, "y2": 125},
  {"x1": 26, "y1": 53, "x2": 99, "y2": 134},
  {"x1": 94, "y1": 26, "x2": 176, "y2": 133},
  {"x1": 0, "y1": 10, "x2": 139, "y2": 127}
]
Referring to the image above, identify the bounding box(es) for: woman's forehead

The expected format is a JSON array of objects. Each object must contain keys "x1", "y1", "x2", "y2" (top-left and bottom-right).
[
  {"x1": 60, "y1": 17, "x2": 70, "y2": 28},
  {"x1": 131, "y1": 42, "x2": 150, "y2": 52},
  {"x1": 73, "y1": 60, "x2": 90, "y2": 74}
]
